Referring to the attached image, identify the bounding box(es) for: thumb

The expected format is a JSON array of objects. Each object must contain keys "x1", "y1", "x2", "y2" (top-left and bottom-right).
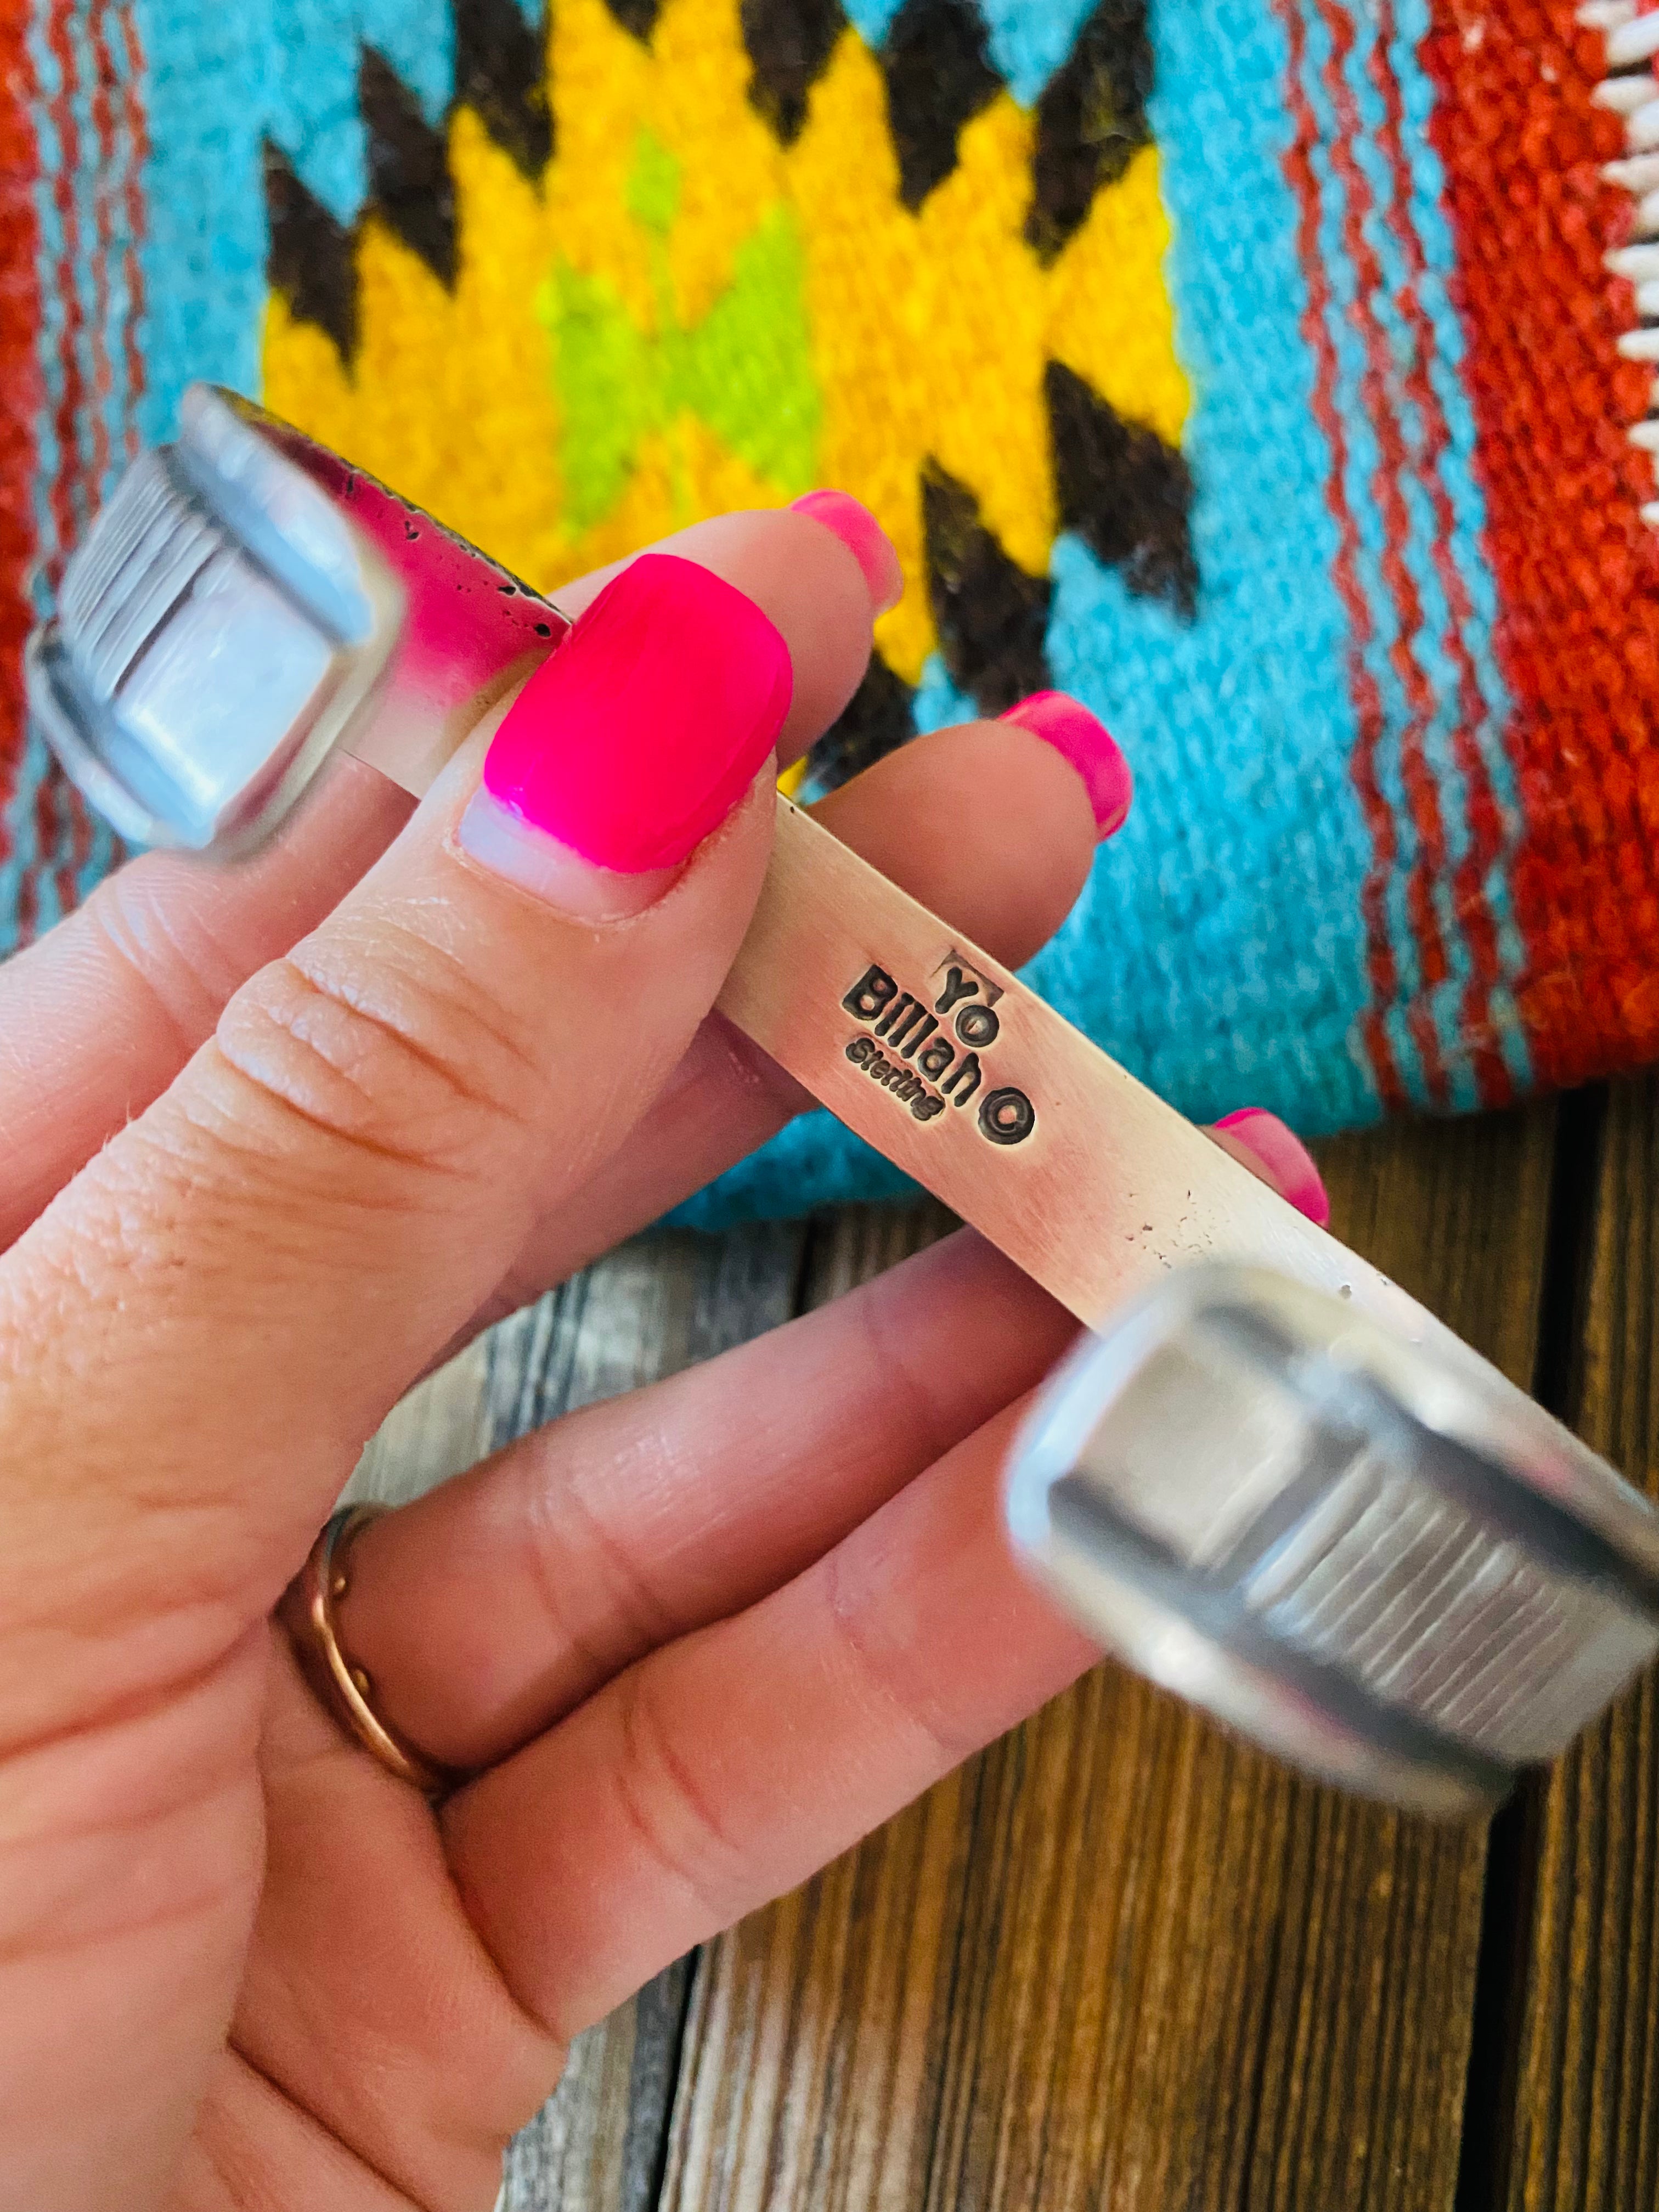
[{"x1": 1, "y1": 554, "x2": 792, "y2": 1708}]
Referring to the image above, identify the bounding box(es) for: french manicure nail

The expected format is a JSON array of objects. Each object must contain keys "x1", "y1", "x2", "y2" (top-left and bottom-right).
[
  {"x1": 454, "y1": 554, "x2": 793, "y2": 916},
  {"x1": 789, "y1": 489, "x2": 905, "y2": 616},
  {"x1": 1214, "y1": 1108, "x2": 1331, "y2": 1227},
  {"x1": 998, "y1": 691, "x2": 1133, "y2": 839}
]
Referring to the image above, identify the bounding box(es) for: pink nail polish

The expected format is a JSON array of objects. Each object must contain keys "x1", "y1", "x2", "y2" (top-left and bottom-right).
[
  {"x1": 789, "y1": 489, "x2": 905, "y2": 616},
  {"x1": 998, "y1": 691, "x2": 1133, "y2": 839},
  {"x1": 1215, "y1": 1109, "x2": 1331, "y2": 1228},
  {"x1": 455, "y1": 554, "x2": 792, "y2": 911}
]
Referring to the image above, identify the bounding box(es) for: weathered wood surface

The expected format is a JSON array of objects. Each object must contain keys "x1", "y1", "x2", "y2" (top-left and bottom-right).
[
  {"x1": 1496, "y1": 1073, "x2": 1659, "y2": 2212},
  {"x1": 487, "y1": 1222, "x2": 812, "y2": 2212},
  {"x1": 354, "y1": 1104, "x2": 1619, "y2": 2212}
]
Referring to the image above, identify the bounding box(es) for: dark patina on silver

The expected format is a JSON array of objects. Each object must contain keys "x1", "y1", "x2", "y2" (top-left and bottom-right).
[{"x1": 26, "y1": 385, "x2": 567, "y2": 855}]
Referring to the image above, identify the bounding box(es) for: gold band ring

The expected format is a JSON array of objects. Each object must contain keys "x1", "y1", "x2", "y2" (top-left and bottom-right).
[{"x1": 280, "y1": 1504, "x2": 462, "y2": 1798}]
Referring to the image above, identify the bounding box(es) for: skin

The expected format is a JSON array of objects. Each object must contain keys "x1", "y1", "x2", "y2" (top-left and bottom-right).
[{"x1": 0, "y1": 510, "x2": 1295, "y2": 2211}]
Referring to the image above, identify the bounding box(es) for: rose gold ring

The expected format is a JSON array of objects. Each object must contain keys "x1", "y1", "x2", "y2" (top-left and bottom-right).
[{"x1": 280, "y1": 1504, "x2": 462, "y2": 1799}]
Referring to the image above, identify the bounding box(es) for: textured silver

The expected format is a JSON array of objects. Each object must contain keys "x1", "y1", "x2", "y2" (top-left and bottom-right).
[
  {"x1": 27, "y1": 390, "x2": 400, "y2": 853},
  {"x1": 25, "y1": 384, "x2": 568, "y2": 855},
  {"x1": 1008, "y1": 1265, "x2": 1659, "y2": 1816}
]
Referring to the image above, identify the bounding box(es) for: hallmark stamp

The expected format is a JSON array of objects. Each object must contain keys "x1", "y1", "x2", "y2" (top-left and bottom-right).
[{"x1": 840, "y1": 958, "x2": 1037, "y2": 1145}]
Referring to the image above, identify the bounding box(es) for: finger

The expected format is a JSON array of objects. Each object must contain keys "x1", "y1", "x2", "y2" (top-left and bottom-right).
[
  {"x1": 443, "y1": 1393, "x2": 1098, "y2": 2046},
  {"x1": 208, "y1": 1647, "x2": 556, "y2": 2212},
  {"x1": 0, "y1": 501, "x2": 885, "y2": 1250},
  {"x1": 1209, "y1": 1109, "x2": 1330, "y2": 1226},
  {"x1": 460, "y1": 704, "x2": 1113, "y2": 1324},
  {"x1": 0, "y1": 550, "x2": 842, "y2": 1745},
  {"x1": 341, "y1": 1117, "x2": 1318, "y2": 1777},
  {"x1": 0, "y1": 756, "x2": 414, "y2": 1251},
  {"x1": 553, "y1": 495, "x2": 901, "y2": 770},
  {"x1": 337, "y1": 1232, "x2": 1077, "y2": 1769}
]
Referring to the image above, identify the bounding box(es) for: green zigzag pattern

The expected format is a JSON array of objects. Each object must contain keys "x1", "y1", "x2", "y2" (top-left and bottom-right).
[{"x1": 539, "y1": 129, "x2": 822, "y2": 528}]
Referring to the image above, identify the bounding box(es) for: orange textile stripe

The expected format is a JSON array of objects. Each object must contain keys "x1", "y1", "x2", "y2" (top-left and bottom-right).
[
  {"x1": 0, "y1": 0, "x2": 41, "y2": 856},
  {"x1": 1421, "y1": 0, "x2": 1659, "y2": 1090}
]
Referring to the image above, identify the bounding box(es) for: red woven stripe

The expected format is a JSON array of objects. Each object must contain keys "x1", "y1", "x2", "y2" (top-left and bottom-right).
[
  {"x1": 1313, "y1": 0, "x2": 1455, "y2": 1108},
  {"x1": 116, "y1": 4, "x2": 148, "y2": 471},
  {"x1": 0, "y1": 2, "x2": 42, "y2": 865},
  {"x1": 44, "y1": 4, "x2": 87, "y2": 594},
  {"x1": 1274, "y1": 0, "x2": 1409, "y2": 1111},
  {"x1": 31, "y1": 1, "x2": 100, "y2": 936},
  {"x1": 1368, "y1": 0, "x2": 1511, "y2": 1105},
  {"x1": 49, "y1": 0, "x2": 142, "y2": 919},
  {"x1": 1421, "y1": 0, "x2": 1659, "y2": 1090}
]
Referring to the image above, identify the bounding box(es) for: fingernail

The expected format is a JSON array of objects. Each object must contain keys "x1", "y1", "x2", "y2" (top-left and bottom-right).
[
  {"x1": 998, "y1": 691, "x2": 1133, "y2": 839},
  {"x1": 454, "y1": 554, "x2": 793, "y2": 916},
  {"x1": 1214, "y1": 1108, "x2": 1331, "y2": 1227},
  {"x1": 790, "y1": 489, "x2": 905, "y2": 616}
]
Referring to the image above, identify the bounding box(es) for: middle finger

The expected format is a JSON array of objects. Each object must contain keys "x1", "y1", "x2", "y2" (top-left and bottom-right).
[{"x1": 333, "y1": 1231, "x2": 1078, "y2": 1771}]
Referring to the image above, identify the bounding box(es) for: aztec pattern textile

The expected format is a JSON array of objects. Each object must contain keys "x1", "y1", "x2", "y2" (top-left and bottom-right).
[{"x1": 2, "y1": 0, "x2": 1658, "y2": 1222}]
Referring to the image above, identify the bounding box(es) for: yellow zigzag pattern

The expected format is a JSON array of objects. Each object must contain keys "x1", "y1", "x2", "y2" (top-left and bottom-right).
[{"x1": 263, "y1": 0, "x2": 1189, "y2": 687}]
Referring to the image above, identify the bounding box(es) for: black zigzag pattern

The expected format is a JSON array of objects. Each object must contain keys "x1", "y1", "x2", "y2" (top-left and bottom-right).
[
  {"x1": 264, "y1": 143, "x2": 360, "y2": 359},
  {"x1": 457, "y1": 0, "x2": 553, "y2": 176},
  {"x1": 261, "y1": 0, "x2": 1195, "y2": 801},
  {"x1": 807, "y1": 656, "x2": 919, "y2": 793},
  {"x1": 880, "y1": 0, "x2": 1003, "y2": 210},
  {"x1": 362, "y1": 49, "x2": 459, "y2": 286},
  {"x1": 811, "y1": 366, "x2": 1198, "y2": 789},
  {"x1": 269, "y1": 0, "x2": 1155, "y2": 351},
  {"x1": 1027, "y1": 0, "x2": 1153, "y2": 261},
  {"x1": 740, "y1": 0, "x2": 844, "y2": 143},
  {"x1": 266, "y1": 2, "x2": 550, "y2": 361},
  {"x1": 740, "y1": 0, "x2": 1149, "y2": 218},
  {"x1": 602, "y1": 0, "x2": 667, "y2": 41},
  {"x1": 922, "y1": 459, "x2": 1053, "y2": 713},
  {"x1": 1046, "y1": 360, "x2": 1198, "y2": 617}
]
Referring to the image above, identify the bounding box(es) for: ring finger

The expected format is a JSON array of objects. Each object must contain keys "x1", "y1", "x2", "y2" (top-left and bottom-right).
[{"x1": 332, "y1": 1231, "x2": 1077, "y2": 1773}]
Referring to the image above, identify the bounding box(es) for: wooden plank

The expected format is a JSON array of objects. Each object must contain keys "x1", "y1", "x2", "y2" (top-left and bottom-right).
[
  {"x1": 798, "y1": 1199, "x2": 960, "y2": 1310},
  {"x1": 662, "y1": 1103, "x2": 1560, "y2": 2212},
  {"x1": 492, "y1": 1222, "x2": 811, "y2": 2212},
  {"x1": 501, "y1": 1957, "x2": 698, "y2": 2212},
  {"x1": 1499, "y1": 1074, "x2": 1659, "y2": 2212},
  {"x1": 345, "y1": 1338, "x2": 492, "y2": 1509}
]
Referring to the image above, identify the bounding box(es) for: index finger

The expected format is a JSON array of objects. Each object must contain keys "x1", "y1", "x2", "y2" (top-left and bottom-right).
[{"x1": 0, "y1": 503, "x2": 879, "y2": 1252}]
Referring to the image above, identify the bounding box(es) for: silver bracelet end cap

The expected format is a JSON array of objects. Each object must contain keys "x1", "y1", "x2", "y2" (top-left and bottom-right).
[
  {"x1": 1006, "y1": 1263, "x2": 1659, "y2": 1818},
  {"x1": 26, "y1": 386, "x2": 404, "y2": 856}
]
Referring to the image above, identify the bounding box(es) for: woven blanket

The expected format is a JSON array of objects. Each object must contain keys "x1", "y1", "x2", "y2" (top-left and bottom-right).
[{"x1": 2, "y1": 0, "x2": 1657, "y2": 1222}]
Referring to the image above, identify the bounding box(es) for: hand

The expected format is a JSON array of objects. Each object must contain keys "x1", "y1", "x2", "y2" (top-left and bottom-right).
[{"x1": 0, "y1": 501, "x2": 1324, "y2": 2210}]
